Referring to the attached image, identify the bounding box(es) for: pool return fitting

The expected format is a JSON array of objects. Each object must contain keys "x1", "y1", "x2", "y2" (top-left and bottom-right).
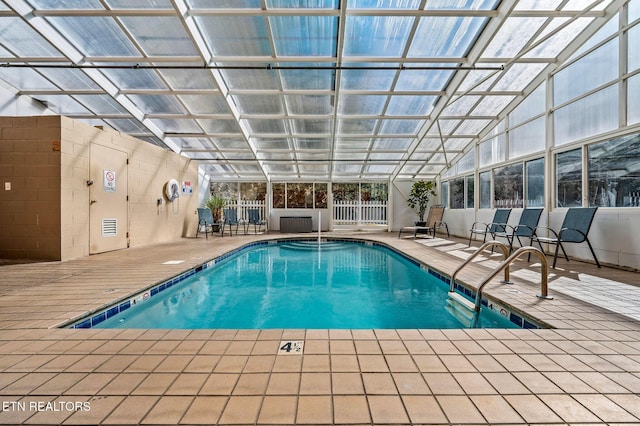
[{"x1": 446, "y1": 240, "x2": 552, "y2": 326}]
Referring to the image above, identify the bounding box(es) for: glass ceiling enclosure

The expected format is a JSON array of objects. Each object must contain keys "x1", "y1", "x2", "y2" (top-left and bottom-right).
[{"x1": 0, "y1": 0, "x2": 622, "y2": 181}]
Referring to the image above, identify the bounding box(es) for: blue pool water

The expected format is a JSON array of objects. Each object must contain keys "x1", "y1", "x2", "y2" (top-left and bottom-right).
[{"x1": 94, "y1": 241, "x2": 517, "y2": 329}]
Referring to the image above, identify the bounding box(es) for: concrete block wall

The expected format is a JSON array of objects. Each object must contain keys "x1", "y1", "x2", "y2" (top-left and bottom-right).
[
  {"x1": 0, "y1": 116, "x2": 62, "y2": 260},
  {"x1": 0, "y1": 116, "x2": 199, "y2": 261}
]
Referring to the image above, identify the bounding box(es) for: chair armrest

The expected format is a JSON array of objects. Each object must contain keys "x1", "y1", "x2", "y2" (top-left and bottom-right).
[
  {"x1": 558, "y1": 227, "x2": 587, "y2": 242},
  {"x1": 531, "y1": 225, "x2": 560, "y2": 241}
]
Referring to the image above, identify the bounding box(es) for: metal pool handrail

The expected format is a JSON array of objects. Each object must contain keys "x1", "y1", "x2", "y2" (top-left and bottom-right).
[
  {"x1": 449, "y1": 240, "x2": 511, "y2": 292},
  {"x1": 472, "y1": 246, "x2": 552, "y2": 311}
]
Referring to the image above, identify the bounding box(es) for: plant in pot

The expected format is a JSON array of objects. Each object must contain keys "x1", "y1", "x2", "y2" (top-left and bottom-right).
[
  {"x1": 204, "y1": 195, "x2": 226, "y2": 231},
  {"x1": 407, "y1": 180, "x2": 437, "y2": 226}
]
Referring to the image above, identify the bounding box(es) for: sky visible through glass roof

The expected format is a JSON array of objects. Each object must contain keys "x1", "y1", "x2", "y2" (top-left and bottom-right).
[{"x1": 0, "y1": 0, "x2": 621, "y2": 180}]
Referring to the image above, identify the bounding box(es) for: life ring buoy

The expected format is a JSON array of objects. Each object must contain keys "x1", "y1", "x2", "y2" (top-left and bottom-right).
[{"x1": 165, "y1": 179, "x2": 180, "y2": 202}]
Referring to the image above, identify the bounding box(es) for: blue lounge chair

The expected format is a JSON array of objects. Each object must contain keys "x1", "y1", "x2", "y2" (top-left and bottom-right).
[
  {"x1": 221, "y1": 208, "x2": 241, "y2": 237},
  {"x1": 196, "y1": 207, "x2": 217, "y2": 238},
  {"x1": 468, "y1": 208, "x2": 512, "y2": 246},
  {"x1": 246, "y1": 208, "x2": 267, "y2": 234},
  {"x1": 493, "y1": 208, "x2": 544, "y2": 252},
  {"x1": 531, "y1": 207, "x2": 600, "y2": 268}
]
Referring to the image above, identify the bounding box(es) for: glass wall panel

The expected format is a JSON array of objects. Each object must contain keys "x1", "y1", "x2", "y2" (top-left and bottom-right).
[
  {"x1": 494, "y1": 163, "x2": 524, "y2": 208},
  {"x1": 525, "y1": 158, "x2": 545, "y2": 207},
  {"x1": 509, "y1": 117, "x2": 545, "y2": 159},
  {"x1": 240, "y1": 182, "x2": 267, "y2": 201},
  {"x1": 588, "y1": 133, "x2": 640, "y2": 207},
  {"x1": 631, "y1": 0, "x2": 640, "y2": 23},
  {"x1": 554, "y1": 85, "x2": 619, "y2": 146},
  {"x1": 629, "y1": 73, "x2": 640, "y2": 125},
  {"x1": 480, "y1": 171, "x2": 491, "y2": 208},
  {"x1": 332, "y1": 183, "x2": 359, "y2": 202},
  {"x1": 210, "y1": 181, "x2": 239, "y2": 201},
  {"x1": 360, "y1": 183, "x2": 388, "y2": 201},
  {"x1": 466, "y1": 175, "x2": 475, "y2": 209},
  {"x1": 315, "y1": 183, "x2": 328, "y2": 208},
  {"x1": 451, "y1": 177, "x2": 465, "y2": 209},
  {"x1": 554, "y1": 39, "x2": 619, "y2": 105},
  {"x1": 287, "y1": 183, "x2": 314, "y2": 208},
  {"x1": 479, "y1": 135, "x2": 506, "y2": 168},
  {"x1": 272, "y1": 183, "x2": 285, "y2": 208},
  {"x1": 509, "y1": 83, "x2": 545, "y2": 126},
  {"x1": 556, "y1": 148, "x2": 582, "y2": 207},
  {"x1": 441, "y1": 181, "x2": 449, "y2": 208},
  {"x1": 457, "y1": 150, "x2": 475, "y2": 174},
  {"x1": 629, "y1": 24, "x2": 640, "y2": 72}
]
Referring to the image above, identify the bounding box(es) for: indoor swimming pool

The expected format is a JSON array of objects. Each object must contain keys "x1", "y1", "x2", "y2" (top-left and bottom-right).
[{"x1": 77, "y1": 239, "x2": 524, "y2": 330}]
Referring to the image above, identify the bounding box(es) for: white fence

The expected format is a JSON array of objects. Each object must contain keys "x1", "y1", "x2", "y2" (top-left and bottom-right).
[
  {"x1": 333, "y1": 200, "x2": 387, "y2": 225},
  {"x1": 226, "y1": 199, "x2": 266, "y2": 220}
]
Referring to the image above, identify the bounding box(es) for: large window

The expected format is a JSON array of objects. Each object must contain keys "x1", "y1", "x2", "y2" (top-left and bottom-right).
[
  {"x1": 493, "y1": 164, "x2": 524, "y2": 208},
  {"x1": 466, "y1": 175, "x2": 475, "y2": 209},
  {"x1": 272, "y1": 182, "x2": 327, "y2": 209},
  {"x1": 441, "y1": 181, "x2": 449, "y2": 208},
  {"x1": 525, "y1": 158, "x2": 545, "y2": 207},
  {"x1": 451, "y1": 177, "x2": 465, "y2": 209},
  {"x1": 509, "y1": 117, "x2": 545, "y2": 159},
  {"x1": 479, "y1": 171, "x2": 491, "y2": 209},
  {"x1": 287, "y1": 183, "x2": 314, "y2": 208},
  {"x1": 588, "y1": 133, "x2": 640, "y2": 207},
  {"x1": 629, "y1": 73, "x2": 640, "y2": 125},
  {"x1": 556, "y1": 148, "x2": 583, "y2": 207}
]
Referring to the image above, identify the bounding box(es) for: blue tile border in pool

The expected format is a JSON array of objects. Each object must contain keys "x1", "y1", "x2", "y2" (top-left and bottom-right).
[{"x1": 63, "y1": 237, "x2": 545, "y2": 330}]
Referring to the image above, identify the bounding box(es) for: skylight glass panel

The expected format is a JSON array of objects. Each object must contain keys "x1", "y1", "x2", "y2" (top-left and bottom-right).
[
  {"x1": 471, "y1": 95, "x2": 515, "y2": 116},
  {"x1": 120, "y1": 17, "x2": 198, "y2": 57},
  {"x1": 445, "y1": 138, "x2": 473, "y2": 150},
  {"x1": 127, "y1": 95, "x2": 187, "y2": 114},
  {"x1": 296, "y1": 153, "x2": 330, "y2": 160},
  {"x1": 220, "y1": 68, "x2": 280, "y2": 90},
  {"x1": 337, "y1": 119, "x2": 377, "y2": 134},
  {"x1": 105, "y1": 118, "x2": 149, "y2": 133},
  {"x1": 369, "y1": 153, "x2": 404, "y2": 160},
  {"x1": 265, "y1": 164, "x2": 296, "y2": 173},
  {"x1": 349, "y1": 0, "x2": 420, "y2": 8},
  {"x1": 298, "y1": 164, "x2": 329, "y2": 173},
  {"x1": 294, "y1": 138, "x2": 328, "y2": 149},
  {"x1": 400, "y1": 165, "x2": 421, "y2": 174},
  {"x1": 334, "y1": 164, "x2": 363, "y2": 173},
  {"x1": 280, "y1": 63, "x2": 334, "y2": 90},
  {"x1": 35, "y1": 95, "x2": 91, "y2": 115},
  {"x1": 457, "y1": 68, "x2": 499, "y2": 91},
  {"x1": 196, "y1": 16, "x2": 271, "y2": 56},
  {"x1": 27, "y1": 0, "x2": 103, "y2": 9},
  {"x1": 267, "y1": 0, "x2": 338, "y2": 7},
  {"x1": 571, "y1": 14, "x2": 618, "y2": 59},
  {"x1": 179, "y1": 95, "x2": 231, "y2": 114},
  {"x1": 0, "y1": 68, "x2": 57, "y2": 90},
  {"x1": 395, "y1": 68, "x2": 453, "y2": 91},
  {"x1": 365, "y1": 164, "x2": 396, "y2": 174},
  {"x1": 525, "y1": 18, "x2": 592, "y2": 58},
  {"x1": 336, "y1": 139, "x2": 371, "y2": 149},
  {"x1": 105, "y1": 0, "x2": 173, "y2": 7},
  {"x1": 286, "y1": 95, "x2": 333, "y2": 115},
  {"x1": 39, "y1": 68, "x2": 100, "y2": 90},
  {"x1": 172, "y1": 137, "x2": 214, "y2": 151},
  {"x1": 269, "y1": 16, "x2": 337, "y2": 56},
  {"x1": 481, "y1": 18, "x2": 546, "y2": 58},
  {"x1": 386, "y1": 96, "x2": 436, "y2": 116},
  {"x1": 455, "y1": 119, "x2": 491, "y2": 135},
  {"x1": 159, "y1": 69, "x2": 218, "y2": 90},
  {"x1": 441, "y1": 95, "x2": 481, "y2": 116},
  {"x1": 292, "y1": 119, "x2": 332, "y2": 134},
  {"x1": 245, "y1": 119, "x2": 287, "y2": 134},
  {"x1": 562, "y1": 0, "x2": 611, "y2": 11},
  {"x1": 491, "y1": 63, "x2": 547, "y2": 91},
  {"x1": 150, "y1": 118, "x2": 201, "y2": 133},
  {"x1": 340, "y1": 67, "x2": 396, "y2": 91},
  {"x1": 338, "y1": 95, "x2": 387, "y2": 115},
  {"x1": 344, "y1": 16, "x2": 413, "y2": 57},
  {"x1": 408, "y1": 17, "x2": 487, "y2": 58},
  {"x1": 102, "y1": 68, "x2": 166, "y2": 90},
  {"x1": 234, "y1": 95, "x2": 285, "y2": 114},
  {"x1": 189, "y1": 0, "x2": 261, "y2": 8},
  {"x1": 514, "y1": 0, "x2": 562, "y2": 10},
  {"x1": 258, "y1": 152, "x2": 294, "y2": 160},
  {"x1": 425, "y1": 0, "x2": 498, "y2": 9},
  {"x1": 75, "y1": 95, "x2": 129, "y2": 114},
  {"x1": 213, "y1": 137, "x2": 249, "y2": 149},
  {"x1": 253, "y1": 138, "x2": 291, "y2": 150},
  {"x1": 372, "y1": 138, "x2": 412, "y2": 150},
  {"x1": 48, "y1": 17, "x2": 140, "y2": 57},
  {"x1": 429, "y1": 119, "x2": 459, "y2": 135},
  {"x1": 416, "y1": 137, "x2": 442, "y2": 150},
  {"x1": 199, "y1": 119, "x2": 243, "y2": 133},
  {"x1": 0, "y1": 18, "x2": 62, "y2": 57},
  {"x1": 378, "y1": 119, "x2": 422, "y2": 134},
  {"x1": 509, "y1": 83, "x2": 545, "y2": 126}
]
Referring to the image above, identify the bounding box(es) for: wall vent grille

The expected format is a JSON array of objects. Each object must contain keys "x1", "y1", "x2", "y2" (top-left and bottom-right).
[{"x1": 102, "y1": 219, "x2": 117, "y2": 237}]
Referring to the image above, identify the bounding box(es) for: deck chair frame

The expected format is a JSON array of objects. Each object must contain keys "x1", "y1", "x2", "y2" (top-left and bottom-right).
[
  {"x1": 468, "y1": 208, "x2": 512, "y2": 246},
  {"x1": 196, "y1": 207, "x2": 217, "y2": 239},
  {"x1": 492, "y1": 208, "x2": 544, "y2": 252},
  {"x1": 531, "y1": 207, "x2": 600, "y2": 268},
  {"x1": 398, "y1": 205, "x2": 449, "y2": 239},
  {"x1": 221, "y1": 208, "x2": 243, "y2": 237},
  {"x1": 246, "y1": 208, "x2": 267, "y2": 234}
]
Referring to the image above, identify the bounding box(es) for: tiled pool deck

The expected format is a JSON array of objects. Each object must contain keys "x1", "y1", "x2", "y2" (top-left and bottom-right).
[{"x1": 1, "y1": 232, "x2": 639, "y2": 425}]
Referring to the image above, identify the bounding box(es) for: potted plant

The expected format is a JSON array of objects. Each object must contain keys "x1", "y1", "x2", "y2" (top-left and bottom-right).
[
  {"x1": 204, "y1": 195, "x2": 226, "y2": 230},
  {"x1": 407, "y1": 180, "x2": 437, "y2": 226}
]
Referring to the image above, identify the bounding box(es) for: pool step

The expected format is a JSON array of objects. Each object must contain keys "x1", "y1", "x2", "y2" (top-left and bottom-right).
[
  {"x1": 445, "y1": 291, "x2": 478, "y2": 328},
  {"x1": 279, "y1": 241, "x2": 345, "y2": 251}
]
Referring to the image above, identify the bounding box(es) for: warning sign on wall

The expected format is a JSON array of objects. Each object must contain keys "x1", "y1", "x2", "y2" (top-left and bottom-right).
[
  {"x1": 103, "y1": 169, "x2": 116, "y2": 192},
  {"x1": 182, "y1": 181, "x2": 193, "y2": 195}
]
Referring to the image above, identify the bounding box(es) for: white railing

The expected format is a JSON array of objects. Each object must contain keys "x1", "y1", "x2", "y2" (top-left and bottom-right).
[
  {"x1": 226, "y1": 199, "x2": 266, "y2": 221},
  {"x1": 333, "y1": 200, "x2": 387, "y2": 225}
]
